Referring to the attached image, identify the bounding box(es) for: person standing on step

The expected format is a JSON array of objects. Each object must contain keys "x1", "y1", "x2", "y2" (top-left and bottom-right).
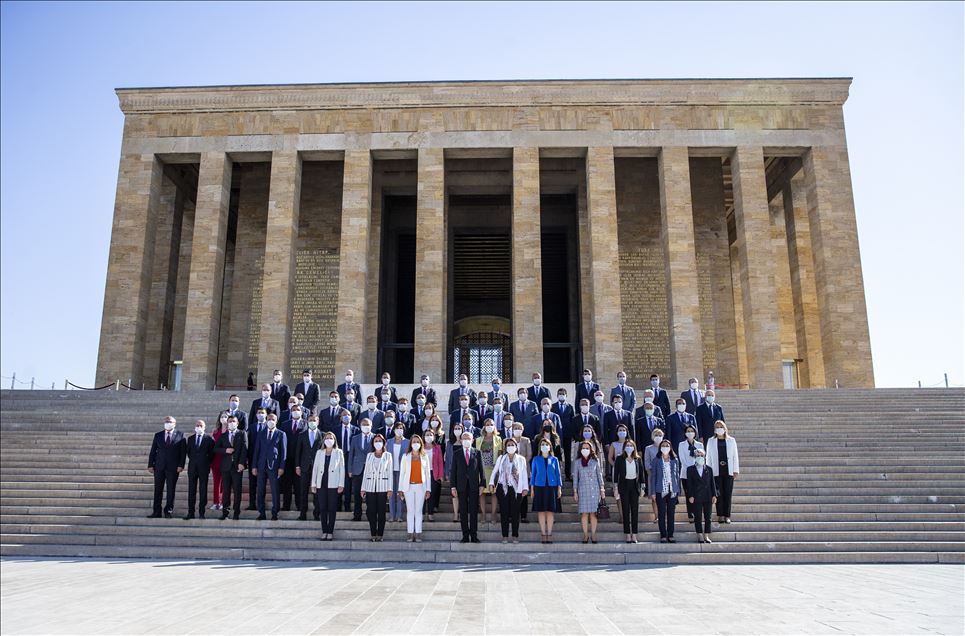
[
  {"x1": 399, "y1": 434, "x2": 431, "y2": 542},
  {"x1": 252, "y1": 413, "x2": 286, "y2": 521},
  {"x1": 386, "y1": 421, "x2": 410, "y2": 523},
  {"x1": 295, "y1": 415, "x2": 324, "y2": 521},
  {"x1": 147, "y1": 416, "x2": 186, "y2": 519},
  {"x1": 311, "y1": 431, "x2": 345, "y2": 541},
  {"x1": 705, "y1": 420, "x2": 739, "y2": 524},
  {"x1": 487, "y1": 376, "x2": 510, "y2": 407},
  {"x1": 530, "y1": 437, "x2": 563, "y2": 544},
  {"x1": 336, "y1": 369, "x2": 363, "y2": 408},
  {"x1": 507, "y1": 418, "x2": 532, "y2": 524},
  {"x1": 348, "y1": 417, "x2": 374, "y2": 521},
  {"x1": 475, "y1": 419, "x2": 502, "y2": 525},
  {"x1": 686, "y1": 448, "x2": 717, "y2": 543},
  {"x1": 666, "y1": 398, "x2": 697, "y2": 450},
  {"x1": 649, "y1": 374, "x2": 672, "y2": 421},
  {"x1": 209, "y1": 411, "x2": 229, "y2": 513},
  {"x1": 411, "y1": 374, "x2": 438, "y2": 407},
  {"x1": 680, "y1": 377, "x2": 703, "y2": 415},
  {"x1": 552, "y1": 388, "x2": 575, "y2": 479},
  {"x1": 575, "y1": 368, "x2": 600, "y2": 407},
  {"x1": 184, "y1": 419, "x2": 215, "y2": 520},
  {"x1": 320, "y1": 391, "x2": 343, "y2": 434},
  {"x1": 361, "y1": 434, "x2": 393, "y2": 541},
  {"x1": 614, "y1": 438, "x2": 645, "y2": 543},
  {"x1": 378, "y1": 371, "x2": 399, "y2": 405},
  {"x1": 249, "y1": 384, "x2": 280, "y2": 430},
  {"x1": 224, "y1": 394, "x2": 248, "y2": 431},
  {"x1": 215, "y1": 415, "x2": 246, "y2": 520},
  {"x1": 489, "y1": 436, "x2": 529, "y2": 544},
  {"x1": 678, "y1": 425, "x2": 705, "y2": 522},
  {"x1": 246, "y1": 371, "x2": 256, "y2": 392},
  {"x1": 448, "y1": 373, "x2": 478, "y2": 413},
  {"x1": 527, "y1": 372, "x2": 551, "y2": 405},
  {"x1": 573, "y1": 441, "x2": 606, "y2": 544},
  {"x1": 336, "y1": 410, "x2": 359, "y2": 513},
  {"x1": 245, "y1": 407, "x2": 267, "y2": 511},
  {"x1": 695, "y1": 389, "x2": 724, "y2": 445},
  {"x1": 643, "y1": 428, "x2": 665, "y2": 524},
  {"x1": 610, "y1": 370, "x2": 636, "y2": 414},
  {"x1": 280, "y1": 405, "x2": 304, "y2": 511},
  {"x1": 450, "y1": 430, "x2": 486, "y2": 543},
  {"x1": 649, "y1": 439, "x2": 682, "y2": 543},
  {"x1": 295, "y1": 369, "x2": 320, "y2": 415},
  {"x1": 269, "y1": 370, "x2": 291, "y2": 418},
  {"x1": 423, "y1": 428, "x2": 444, "y2": 521}
]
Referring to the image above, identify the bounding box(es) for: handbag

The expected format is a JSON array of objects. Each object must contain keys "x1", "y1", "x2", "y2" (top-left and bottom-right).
[{"x1": 596, "y1": 500, "x2": 610, "y2": 520}]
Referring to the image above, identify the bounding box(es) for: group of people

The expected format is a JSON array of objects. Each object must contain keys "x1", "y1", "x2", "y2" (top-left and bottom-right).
[{"x1": 147, "y1": 368, "x2": 740, "y2": 544}]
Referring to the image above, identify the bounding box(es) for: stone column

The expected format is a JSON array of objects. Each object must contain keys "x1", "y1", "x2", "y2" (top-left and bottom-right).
[
  {"x1": 256, "y1": 151, "x2": 302, "y2": 381},
  {"x1": 585, "y1": 146, "x2": 624, "y2": 382},
  {"x1": 333, "y1": 149, "x2": 373, "y2": 380},
  {"x1": 414, "y1": 147, "x2": 447, "y2": 383},
  {"x1": 658, "y1": 147, "x2": 704, "y2": 389},
  {"x1": 95, "y1": 153, "x2": 163, "y2": 387},
  {"x1": 181, "y1": 152, "x2": 232, "y2": 390},
  {"x1": 803, "y1": 145, "x2": 874, "y2": 387},
  {"x1": 731, "y1": 146, "x2": 783, "y2": 388},
  {"x1": 784, "y1": 174, "x2": 826, "y2": 388},
  {"x1": 511, "y1": 146, "x2": 544, "y2": 380}
]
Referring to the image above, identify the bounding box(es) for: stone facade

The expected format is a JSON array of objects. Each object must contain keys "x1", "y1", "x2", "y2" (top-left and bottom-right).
[{"x1": 95, "y1": 79, "x2": 874, "y2": 390}]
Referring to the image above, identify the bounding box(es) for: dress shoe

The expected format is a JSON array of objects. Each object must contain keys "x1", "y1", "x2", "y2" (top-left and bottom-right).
[
  {"x1": 232, "y1": 513, "x2": 240, "y2": 520},
  {"x1": 163, "y1": 512, "x2": 172, "y2": 519},
  {"x1": 146, "y1": 513, "x2": 161, "y2": 519},
  {"x1": 198, "y1": 513, "x2": 205, "y2": 520},
  {"x1": 220, "y1": 513, "x2": 229, "y2": 521},
  {"x1": 297, "y1": 514, "x2": 307, "y2": 521},
  {"x1": 470, "y1": 536, "x2": 481, "y2": 543},
  {"x1": 182, "y1": 514, "x2": 195, "y2": 521},
  {"x1": 256, "y1": 514, "x2": 267, "y2": 520},
  {"x1": 352, "y1": 516, "x2": 362, "y2": 522},
  {"x1": 271, "y1": 514, "x2": 278, "y2": 521},
  {"x1": 460, "y1": 537, "x2": 470, "y2": 543}
]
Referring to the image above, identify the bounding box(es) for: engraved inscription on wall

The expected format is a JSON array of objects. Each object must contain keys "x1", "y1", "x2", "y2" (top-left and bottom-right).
[
  {"x1": 245, "y1": 255, "x2": 265, "y2": 365},
  {"x1": 289, "y1": 249, "x2": 340, "y2": 381}
]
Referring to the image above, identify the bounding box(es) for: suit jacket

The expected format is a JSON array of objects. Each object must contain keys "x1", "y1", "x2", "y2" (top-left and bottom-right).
[
  {"x1": 148, "y1": 430, "x2": 186, "y2": 472},
  {"x1": 295, "y1": 381, "x2": 321, "y2": 413},
  {"x1": 524, "y1": 411, "x2": 561, "y2": 440},
  {"x1": 375, "y1": 385, "x2": 399, "y2": 403},
  {"x1": 486, "y1": 390, "x2": 510, "y2": 407},
  {"x1": 342, "y1": 402, "x2": 362, "y2": 424},
  {"x1": 279, "y1": 419, "x2": 303, "y2": 468},
  {"x1": 377, "y1": 399, "x2": 397, "y2": 414},
  {"x1": 614, "y1": 454, "x2": 646, "y2": 494},
  {"x1": 335, "y1": 424, "x2": 359, "y2": 457},
  {"x1": 680, "y1": 388, "x2": 704, "y2": 415},
  {"x1": 602, "y1": 409, "x2": 634, "y2": 445},
  {"x1": 666, "y1": 411, "x2": 698, "y2": 449},
  {"x1": 253, "y1": 428, "x2": 287, "y2": 471},
  {"x1": 224, "y1": 409, "x2": 248, "y2": 432},
  {"x1": 319, "y1": 404, "x2": 343, "y2": 434},
  {"x1": 246, "y1": 421, "x2": 267, "y2": 467},
  {"x1": 695, "y1": 403, "x2": 725, "y2": 442},
  {"x1": 509, "y1": 399, "x2": 537, "y2": 425},
  {"x1": 652, "y1": 387, "x2": 672, "y2": 418},
  {"x1": 527, "y1": 385, "x2": 551, "y2": 405},
  {"x1": 610, "y1": 384, "x2": 636, "y2": 413},
  {"x1": 575, "y1": 381, "x2": 600, "y2": 407},
  {"x1": 589, "y1": 403, "x2": 611, "y2": 423},
  {"x1": 449, "y1": 446, "x2": 486, "y2": 492},
  {"x1": 634, "y1": 414, "x2": 667, "y2": 446},
  {"x1": 336, "y1": 381, "x2": 363, "y2": 407},
  {"x1": 410, "y1": 386, "x2": 438, "y2": 406},
  {"x1": 488, "y1": 410, "x2": 512, "y2": 438},
  {"x1": 348, "y1": 432, "x2": 375, "y2": 475},
  {"x1": 449, "y1": 407, "x2": 479, "y2": 432},
  {"x1": 248, "y1": 397, "x2": 280, "y2": 426},
  {"x1": 448, "y1": 387, "x2": 477, "y2": 413},
  {"x1": 269, "y1": 382, "x2": 291, "y2": 410},
  {"x1": 474, "y1": 404, "x2": 495, "y2": 425},
  {"x1": 359, "y1": 408, "x2": 386, "y2": 435},
  {"x1": 295, "y1": 430, "x2": 324, "y2": 473},
  {"x1": 215, "y1": 428, "x2": 247, "y2": 472},
  {"x1": 568, "y1": 412, "x2": 601, "y2": 441},
  {"x1": 638, "y1": 404, "x2": 665, "y2": 420},
  {"x1": 552, "y1": 403, "x2": 575, "y2": 433},
  {"x1": 186, "y1": 433, "x2": 216, "y2": 473}
]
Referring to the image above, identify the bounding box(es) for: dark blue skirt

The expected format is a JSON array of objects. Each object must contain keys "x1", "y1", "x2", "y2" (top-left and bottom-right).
[{"x1": 531, "y1": 485, "x2": 561, "y2": 513}]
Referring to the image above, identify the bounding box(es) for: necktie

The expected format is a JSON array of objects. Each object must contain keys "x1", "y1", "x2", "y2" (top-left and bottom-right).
[
  {"x1": 465, "y1": 449, "x2": 470, "y2": 464},
  {"x1": 196, "y1": 435, "x2": 201, "y2": 448},
  {"x1": 584, "y1": 415, "x2": 587, "y2": 427},
  {"x1": 165, "y1": 433, "x2": 170, "y2": 446},
  {"x1": 310, "y1": 432, "x2": 315, "y2": 446},
  {"x1": 229, "y1": 432, "x2": 234, "y2": 445}
]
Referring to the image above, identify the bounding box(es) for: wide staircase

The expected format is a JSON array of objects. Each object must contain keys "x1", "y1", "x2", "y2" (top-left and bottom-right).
[{"x1": 1, "y1": 387, "x2": 963, "y2": 565}]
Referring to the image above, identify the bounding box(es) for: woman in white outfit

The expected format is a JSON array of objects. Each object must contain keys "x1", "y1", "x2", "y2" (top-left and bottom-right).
[{"x1": 398, "y1": 434, "x2": 432, "y2": 542}]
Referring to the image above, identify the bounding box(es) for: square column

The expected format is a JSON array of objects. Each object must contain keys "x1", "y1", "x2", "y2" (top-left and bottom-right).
[
  {"x1": 181, "y1": 152, "x2": 232, "y2": 389},
  {"x1": 511, "y1": 146, "x2": 544, "y2": 380},
  {"x1": 658, "y1": 146, "x2": 704, "y2": 389},
  {"x1": 803, "y1": 145, "x2": 874, "y2": 387},
  {"x1": 333, "y1": 149, "x2": 373, "y2": 380},
  {"x1": 257, "y1": 150, "x2": 302, "y2": 381},
  {"x1": 731, "y1": 146, "x2": 783, "y2": 388},
  {"x1": 414, "y1": 147, "x2": 447, "y2": 382},
  {"x1": 584, "y1": 146, "x2": 624, "y2": 382},
  {"x1": 95, "y1": 153, "x2": 163, "y2": 387}
]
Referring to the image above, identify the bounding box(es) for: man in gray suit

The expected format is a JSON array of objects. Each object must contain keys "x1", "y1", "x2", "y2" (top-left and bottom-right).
[{"x1": 347, "y1": 418, "x2": 375, "y2": 521}]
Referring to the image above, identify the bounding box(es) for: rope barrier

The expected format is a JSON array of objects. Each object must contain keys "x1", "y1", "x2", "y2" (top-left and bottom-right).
[
  {"x1": 120, "y1": 383, "x2": 140, "y2": 391},
  {"x1": 66, "y1": 381, "x2": 115, "y2": 391}
]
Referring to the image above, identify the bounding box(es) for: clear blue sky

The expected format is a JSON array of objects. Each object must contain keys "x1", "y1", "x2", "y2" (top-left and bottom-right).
[{"x1": 1, "y1": 1, "x2": 962, "y2": 389}]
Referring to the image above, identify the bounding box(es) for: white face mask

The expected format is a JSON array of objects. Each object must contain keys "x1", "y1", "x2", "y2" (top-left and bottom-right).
[
  {"x1": 644, "y1": 397, "x2": 654, "y2": 404},
  {"x1": 324, "y1": 438, "x2": 334, "y2": 448},
  {"x1": 715, "y1": 428, "x2": 726, "y2": 436},
  {"x1": 458, "y1": 379, "x2": 467, "y2": 387},
  {"x1": 303, "y1": 377, "x2": 310, "y2": 384},
  {"x1": 394, "y1": 428, "x2": 403, "y2": 437},
  {"x1": 345, "y1": 375, "x2": 353, "y2": 383},
  {"x1": 677, "y1": 404, "x2": 687, "y2": 413},
  {"x1": 594, "y1": 395, "x2": 604, "y2": 404},
  {"x1": 411, "y1": 443, "x2": 421, "y2": 451},
  {"x1": 425, "y1": 435, "x2": 434, "y2": 444},
  {"x1": 361, "y1": 425, "x2": 371, "y2": 434},
  {"x1": 373, "y1": 442, "x2": 384, "y2": 451},
  {"x1": 583, "y1": 374, "x2": 591, "y2": 381},
  {"x1": 367, "y1": 403, "x2": 376, "y2": 411},
  {"x1": 580, "y1": 405, "x2": 589, "y2": 415},
  {"x1": 686, "y1": 431, "x2": 695, "y2": 440},
  {"x1": 518, "y1": 394, "x2": 526, "y2": 402},
  {"x1": 613, "y1": 401, "x2": 623, "y2": 411},
  {"x1": 557, "y1": 395, "x2": 565, "y2": 402},
  {"x1": 453, "y1": 428, "x2": 463, "y2": 438},
  {"x1": 513, "y1": 429, "x2": 522, "y2": 438},
  {"x1": 228, "y1": 422, "x2": 238, "y2": 432},
  {"x1": 459, "y1": 400, "x2": 469, "y2": 408},
  {"x1": 425, "y1": 409, "x2": 433, "y2": 416},
  {"x1": 581, "y1": 448, "x2": 591, "y2": 458},
  {"x1": 652, "y1": 436, "x2": 664, "y2": 445},
  {"x1": 706, "y1": 395, "x2": 716, "y2": 404},
  {"x1": 660, "y1": 446, "x2": 671, "y2": 455},
  {"x1": 540, "y1": 445, "x2": 550, "y2": 455},
  {"x1": 644, "y1": 409, "x2": 654, "y2": 417},
  {"x1": 291, "y1": 411, "x2": 301, "y2": 420},
  {"x1": 690, "y1": 382, "x2": 699, "y2": 390},
  {"x1": 163, "y1": 422, "x2": 174, "y2": 431},
  {"x1": 541, "y1": 404, "x2": 551, "y2": 413},
  {"x1": 329, "y1": 397, "x2": 338, "y2": 406},
  {"x1": 625, "y1": 447, "x2": 635, "y2": 456},
  {"x1": 194, "y1": 427, "x2": 203, "y2": 435},
  {"x1": 478, "y1": 398, "x2": 487, "y2": 406},
  {"x1": 533, "y1": 379, "x2": 541, "y2": 386},
  {"x1": 346, "y1": 396, "x2": 354, "y2": 404},
  {"x1": 382, "y1": 378, "x2": 390, "y2": 386},
  {"x1": 484, "y1": 425, "x2": 494, "y2": 433},
  {"x1": 267, "y1": 421, "x2": 276, "y2": 430},
  {"x1": 262, "y1": 391, "x2": 270, "y2": 398},
  {"x1": 506, "y1": 445, "x2": 517, "y2": 455},
  {"x1": 308, "y1": 422, "x2": 318, "y2": 430},
  {"x1": 461, "y1": 439, "x2": 472, "y2": 449},
  {"x1": 273, "y1": 375, "x2": 282, "y2": 382},
  {"x1": 398, "y1": 403, "x2": 409, "y2": 412},
  {"x1": 695, "y1": 457, "x2": 706, "y2": 466}
]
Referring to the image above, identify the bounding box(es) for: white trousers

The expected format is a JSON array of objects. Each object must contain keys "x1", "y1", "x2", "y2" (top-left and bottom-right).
[{"x1": 405, "y1": 483, "x2": 427, "y2": 533}]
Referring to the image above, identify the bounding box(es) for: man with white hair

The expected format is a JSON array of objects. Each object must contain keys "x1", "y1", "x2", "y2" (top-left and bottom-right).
[{"x1": 147, "y1": 416, "x2": 186, "y2": 519}]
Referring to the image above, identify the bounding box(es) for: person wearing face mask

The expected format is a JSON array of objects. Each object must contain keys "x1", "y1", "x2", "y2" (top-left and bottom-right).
[
  {"x1": 147, "y1": 417, "x2": 186, "y2": 519},
  {"x1": 634, "y1": 399, "x2": 666, "y2": 445},
  {"x1": 362, "y1": 396, "x2": 386, "y2": 436},
  {"x1": 552, "y1": 389, "x2": 575, "y2": 478},
  {"x1": 386, "y1": 422, "x2": 410, "y2": 523},
  {"x1": 475, "y1": 392, "x2": 492, "y2": 423},
  {"x1": 490, "y1": 397, "x2": 510, "y2": 438},
  {"x1": 607, "y1": 423, "x2": 630, "y2": 520},
  {"x1": 294, "y1": 369, "x2": 320, "y2": 414},
  {"x1": 319, "y1": 392, "x2": 342, "y2": 434},
  {"x1": 245, "y1": 408, "x2": 269, "y2": 511},
  {"x1": 686, "y1": 448, "x2": 718, "y2": 543},
  {"x1": 215, "y1": 415, "x2": 247, "y2": 520},
  {"x1": 342, "y1": 389, "x2": 362, "y2": 424},
  {"x1": 396, "y1": 398, "x2": 418, "y2": 438},
  {"x1": 680, "y1": 377, "x2": 704, "y2": 415},
  {"x1": 398, "y1": 434, "x2": 432, "y2": 542},
  {"x1": 507, "y1": 421, "x2": 532, "y2": 524},
  {"x1": 643, "y1": 428, "x2": 666, "y2": 524},
  {"x1": 269, "y1": 370, "x2": 291, "y2": 412},
  {"x1": 486, "y1": 376, "x2": 510, "y2": 407},
  {"x1": 572, "y1": 398, "x2": 603, "y2": 446},
  {"x1": 279, "y1": 405, "x2": 306, "y2": 512},
  {"x1": 410, "y1": 374, "x2": 437, "y2": 407},
  {"x1": 348, "y1": 417, "x2": 375, "y2": 521},
  {"x1": 575, "y1": 368, "x2": 600, "y2": 407},
  {"x1": 295, "y1": 416, "x2": 324, "y2": 521},
  {"x1": 704, "y1": 420, "x2": 739, "y2": 524},
  {"x1": 609, "y1": 370, "x2": 636, "y2": 414},
  {"x1": 666, "y1": 398, "x2": 698, "y2": 450},
  {"x1": 677, "y1": 425, "x2": 705, "y2": 522},
  {"x1": 614, "y1": 440, "x2": 646, "y2": 543},
  {"x1": 649, "y1": 440, "x2": 682, "y2": 543},
  {"x1": 334, "y1": 369, "x2": 361, "y2": 408},
  {"x1": 311, "y1": 431, "x2": 345, "y2": 541},
  {"x1": 208, "y1": 411, "x2": 229, "y2": 512},
  {"x1": 510, "y1": 388, "x2": 537, "y2": 428},
  {"x1": 336, "y1": 410, "x2": 359, "y2": 513},
  {"x1": 649, "y1": 374, "x2": 672, "y2": 419},
  {"x1": 422, "y1": 429, "x2": 444, "y2": 521},
  {"x1": 475, "y1": 419, "x2": 503, "y2": 525},
  {"x1": 450, "y1": 431, "x2": 486, "y2": 543},
  {"x1": 448, "y1": 373, "x2": 478, "y2": 413},
  {"x1": 695, "y1": 390, "x2": 725, "y2": 445},
  {"x1": 570, "y1": 425, "x2": 605, "y2": 482},
  {"x1": 183, "y1": 419, "x2": 215, "y2": 520},
  {"x1": 573, "y1": 441, "x2": 606, "y2": 544},
  {"x1": 590, "y1": 389, "x2": 612, "y2": 424},
  {"x1": 444, "y1": 420, "x2": 467, "y2": 522},
  {"x1": 527, "y1": 372, "x2": 550, "y2": 404},
  {"x1": 249, "y1": 384, "x2": 280, "y2": 429},
  {"x1": 603, "y1": 394, "x2": 634, "y2": 447},
  {"x1": 252, "y1": 414, "x2": 287, "y2": 521},
  {"x1": 638, "y1": 389, "x2": 665, "y2": 419},
  {"x1": 489, "y1": 437, "x2": 529, "y2": 544},
  {"x1": 526, "y1": 397, "x2": 561, "y2": 441},
  {"x1": 361, "y1": 434, "x2": 394, "y2": 541},
  {"x1": 224, "y1": 394, "x2": 248, "y2": 432},
  {"x1": 378, "y1": 371, "x2": 399, "y2": 404},
  {"x1": 530, "y1": 436, "x2": 563, "y2": 543},
  {"x1": 449, "y1": 393, "x2": 479, "y2": 433}
]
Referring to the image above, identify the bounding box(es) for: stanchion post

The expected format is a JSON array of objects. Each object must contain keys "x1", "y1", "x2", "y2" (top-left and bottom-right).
[{"x1": 11, "y1": 372, "x2": 16, "y2": 390}]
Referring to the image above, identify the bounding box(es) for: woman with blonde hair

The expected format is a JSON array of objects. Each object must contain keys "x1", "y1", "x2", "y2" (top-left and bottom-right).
[
  {"x1": 398, "y1": 434, "x2": 432, "y2": 542},
  {"x1": 704, "y1": 420, "x2": 739, "y2": 524},
  {"x1": 310, "y1": 431, "x2": 345, "y2": 541},
  {"x1": 475, "y1": 418, "x2": 503, "y2": 525}
]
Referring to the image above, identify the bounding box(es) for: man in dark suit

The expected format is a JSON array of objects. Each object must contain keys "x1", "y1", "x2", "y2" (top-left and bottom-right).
[
  {"x1": 666, "y1": 397, "x2": 698, "y2": 448},
  {"x1": 359, "y1": 396, "x2": 386, "y2": 435},
  {"x1": 319, "y1": 391, "x2": 342, "y2": 434},
  {"x1": 686, "y1": 448, "x2": 718, "y2": 542},
  {"x1": 551, "y1": 388, "x2": 575, "y2": 429},
  {"x1": 527, "y1": 372, "x2": 550, "y2": 405},
  {"x1": 448, "y1": 374, "x2": 477, "y2": 413},
  {"x1": 376, "y1": 385, "x2": 397, "y2": 414},
  {"x1": 575, "y1": 369, "x2": 600, "y2": 407},
  {"x1": 253, "y1": 414, "x2": 287, "y2": 520},
  {"x1": 475, "y1": 392, "x2": 494, "y2": 425},
  {"x1": 224, "y1": 394, "x2": 248, "y2": 432},
  {"x1": 269, "y1": 370, "x2": 291, "y2": 415},
  {"x1": 147, "y1": 416, "x2": 186, "y2": 519},
  {"x1": 450, "y1": 431, "x2": 486, "y2": 543},
  {"x1": 335, "y1": 410, "x2": 359, "y2": 511},
  {"x1": 609, "y1": 370, "x2": 636, "y2": 414},
  {"x1": 336, "y1": 369, "x2": 363, "y2": 408},
  {"x1": 510, "y1": 388, "x2": 537, "y2": 427},
  {"x1": 640, "y1": 389, "x2": 665, "y2": 420},
  {"x1": 571, "y1": 399, "x2": 602, "y2": 442},
  {"x1": 398, "y1": 398, "x2": 420, "y2": 438},
  {"x1": 215, "y1": 417, "x2": 246, "y2": 520},
  {"x1": 680, "y1": 377, "x2": 704, "y2": 415},
  {"x1": 279, "y1": 406, "x2": 305, "y2": 510},
  {"x1": 410, "y1": 374, "x2": 438, "y2": 406},
  {"x1": 347, "y1": 420, "x2": 375, "y2": 520},
  {"x1": 695, "y1": 389, "x2": 725, "y2": 444},
  {"x1": 183, "y1": 419, "x2": 216, "y2": 520},
  {"x1": 552, "y1": 388, "x2": 575, "y2": 477},
  {"x1": 249, "y1": 384, "x2": 280, "y2": 428},
  {"x1": 449, "y1": 394, "x2": 479, "y2": 435},
  {"x1": 486, "y1": 377, "x2": 510, "y2": 407},
  {"x1": 603, "y1": 395, "x2": 634, "y2": 445},
  {"x1": 295, "y1": 416, "x2": 324, "y2": 520},
  {"x1": 377, "y1": 371, "x2": 399, "y2": 404},
  {"x1": 650, "y1": 374, "x2": 672, "y2": 419},
  {"x1": 245, "y1": 409, "x2": 267, "y2": 510},
  {"x1": 343, "y1": 389, "x2": 363, "y2": 424},
  {"x1": 489, "y1": 397, "x2": 512, "y2": 439},
  {"x1": 294, "y1": 369, "x2": 321, "y2": 415},
  {"x1": 634, "y1": 403, "x2": 666, "y2": 448},
  {"x1": 525, "y1": 398, "x2": 561, "y2": 439}
]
